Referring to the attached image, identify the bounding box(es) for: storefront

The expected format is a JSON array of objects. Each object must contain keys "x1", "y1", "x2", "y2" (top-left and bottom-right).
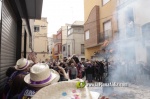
[{"x1": 0, "y1": 0, "x2": 43, "y2": 89}]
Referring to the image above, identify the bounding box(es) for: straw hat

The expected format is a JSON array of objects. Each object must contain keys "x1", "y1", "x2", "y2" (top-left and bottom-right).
[
  {"x1": 14, "y1": 58, "x2": 33, "y2": 70},
  {"x1": 32, "y1": 80, "x2": 93, "y2": 99},
  {"x1": 24, "y1": 63, "x2": 60, "y2": 87}
]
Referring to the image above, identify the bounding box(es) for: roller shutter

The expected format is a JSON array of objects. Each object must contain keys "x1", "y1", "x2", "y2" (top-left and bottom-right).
[{"x1": 0, "y1": 0, "x2": 17, "y2": 88}]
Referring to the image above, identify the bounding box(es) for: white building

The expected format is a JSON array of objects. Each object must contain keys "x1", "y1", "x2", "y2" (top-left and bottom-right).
[
  {"x1": 48, "y1": 37, "x2": 54, "y2": 61},
  {"x1": 117, "y1": 0, "x2": 150, "y2": 64},
  {"x1": 67, "y1": 21, "x2": 85, "y2": 61},
  {"x1": 61, "y1": 26, "x2": 68, "y2": 58}
]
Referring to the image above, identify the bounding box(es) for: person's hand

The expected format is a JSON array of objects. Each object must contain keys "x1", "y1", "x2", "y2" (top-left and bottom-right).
[{"x1": 57, "y1": 66, "x2": 69, "y2": 79}]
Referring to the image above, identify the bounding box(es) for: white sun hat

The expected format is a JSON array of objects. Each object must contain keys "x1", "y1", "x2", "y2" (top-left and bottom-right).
[
  {"x1": 24, "y1": 63, "x2": 60, "y2": 87},
  {"x1": 14, "y1": 58, "x2": 33, "y2": 70},
  {"x1": 32, "y1": 80, "x2": 93, "y2": 99}
]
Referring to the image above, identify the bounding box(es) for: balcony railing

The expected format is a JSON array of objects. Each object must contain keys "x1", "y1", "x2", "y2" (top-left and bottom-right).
[
  {"x1": 98, "y1": 30, "x2": 113, "y2": 43},
  {"x1": 114, "y1": 24, "x2": 142, "y2": 43}
]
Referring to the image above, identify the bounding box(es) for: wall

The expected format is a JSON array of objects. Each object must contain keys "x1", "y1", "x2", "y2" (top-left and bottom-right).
[
  {"x1": 85, "y1": 46, "x2": 101, "y2": 60},
  {"x1": 84, "y1": 6, "x2": 100, "y2": 48},
  {"x1": 67, "y1": 34, "x2": 74, "y2": 56},
  {"x1": 84, "y1": 0, "x2": 118, "y2": 59},
  {"x1": 33, "y1": 18, "x2": 49, "y2": 62},
  {"x1": 84, "y1": 0, "x2": 101, "y2": 22},
  {"x1": 116, "y1": 0, "x2": 150, "y2": 64},
  {"x1": 21, "y1": 19, "x2": 34, "y2": 58},
  {"x1": 62, "y1": 26, "x2": 67, "y2": 45},
  {"x1": 100, "y1": 0, "x2": 118, "y2": 33}
]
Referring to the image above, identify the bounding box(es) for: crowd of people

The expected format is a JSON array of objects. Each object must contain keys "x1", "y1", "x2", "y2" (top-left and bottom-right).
[
  {"x1": 3, "y1": 51, "x2": 150, "y2": 99},
  {"x1": 1, "y1": 52, "x2": 110, "y2": 99},
  {"x1": 45, "y1": 55, "x2": 107, "y2": 83}
]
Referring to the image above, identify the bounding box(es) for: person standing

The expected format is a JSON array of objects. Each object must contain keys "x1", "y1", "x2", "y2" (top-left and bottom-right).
[
  {"x1": 86, "y1": 61, "x2": 93, "y2": 83},
  {"x1": 69, "y1": 63, "x2": 78, "y2": 79}
]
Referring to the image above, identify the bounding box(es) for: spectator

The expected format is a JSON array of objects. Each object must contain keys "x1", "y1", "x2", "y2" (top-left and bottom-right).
[
  {"x1": 18, "y1": 63, "x2": 60, "y2": 99},
  {"x1": 5, "y1": 58, "x2": 33, "y2": 99},
  {"x1": 69, "y1": 63, "x2": 78, "y2": 80}
]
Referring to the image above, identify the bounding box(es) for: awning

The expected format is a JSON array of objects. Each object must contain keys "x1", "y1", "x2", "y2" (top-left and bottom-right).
[
  {"x1": 15, "y1": 0, "x2": 43, "y2": 19},
  {"x1": 14, "y1": 0, "x2": 43, "y2": 36}
]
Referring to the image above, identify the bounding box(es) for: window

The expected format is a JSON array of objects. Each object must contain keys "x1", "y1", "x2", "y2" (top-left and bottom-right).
[
  {"x1": 63, "y1": 46, "x2": 65, "y2": 51},
  {"x1": 81, "y1": 44, "x2": 85, "y2": 54},
  {"x1": 142, "y1": 23, "x2": 150, "y2": 40},
  {"x1": 125, "y1": 7, "x2": 135, "y2": 37},
  {"x1": 67, "y1": 26, "x2": 71, "y2": 35},
  {"x1": 104, "y1": 21, "x2": 112, "y2": 39},
  {"x1": 34, "y1": 25, "x2": 40, "y2": 32},
  {"x1": 85, "y1": 30, "x2": 89, "y2": 40},
  {"x1": 102, "y1": 0, "x2": 110, "y2": 5},
  {"x1": 68, "y1": 45, "x2": 70, "y2": 56}
]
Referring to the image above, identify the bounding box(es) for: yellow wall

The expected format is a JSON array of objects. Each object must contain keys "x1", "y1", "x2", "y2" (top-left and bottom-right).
[
  {"x1": 100, "y1": 0, "x2": 118, "y2": 33},
  {"x1": 85, "y1": 46, "x2": 101, "y2": 60},
  {"x1": 34, "y1": 18, "x2": 48, "y2": 36},
  {"x1": 84, "y1": 0, "x2": 118, "y2": 59},
  {"x1": 34, "y1": 37, "x2": 48, "y2": 52},
  {"x1": 33, "y1": 18, "x2": 49, "y2": 62},
  {"x1": 84, "y1": 0, "x2": 101, "y2": 22},
  {"x1": 84, "y1": 0, "x2": 118, "y2": 32}
]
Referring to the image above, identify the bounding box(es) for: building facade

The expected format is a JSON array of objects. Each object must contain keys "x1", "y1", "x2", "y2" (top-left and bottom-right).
[
  {"x1": 67, "y1": 21, "x2": 85, "y2": 61},
  {"x1": 0, "y1": 0, "x2": 43, "y2": 88},
  {"x1": 53, "y1": 29, "x2": 62, "y2": 61},
  {"x1": 117, "y1": 0, "x2": 150, "y2": 64},
  {"x1": 33, "y1": 18, "x2": 49, "y2": 62},
  {"x1": 48, "y1": 37, "x2": 54, "y2": 62},
  {"x1": 21, "y1": 19, "x2": 35, "y2": 58},
  {"x1": 84, "y1": 0, "x2": 118, "y2": 60},
  {"x1": 61, "y1": 26, "x2": 68, "y2": 58}
]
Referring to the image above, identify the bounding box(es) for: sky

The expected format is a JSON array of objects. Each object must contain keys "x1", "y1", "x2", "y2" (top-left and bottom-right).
[{"x1": 42, "y1": 0, "x2": 84, "y2": 37}]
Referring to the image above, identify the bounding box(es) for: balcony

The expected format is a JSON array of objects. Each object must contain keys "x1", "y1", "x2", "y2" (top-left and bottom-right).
[
  {"x1": 114, "y1": 24, "x2": 142, "y2": 44},
  {"x1": 98, "y1": 30, "x2": 113, "y2": 43}
]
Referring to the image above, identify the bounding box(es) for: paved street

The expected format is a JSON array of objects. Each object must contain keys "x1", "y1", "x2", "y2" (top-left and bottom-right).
[{"x1": 88, "y1": 83, "x2": 150, "y2": 99}]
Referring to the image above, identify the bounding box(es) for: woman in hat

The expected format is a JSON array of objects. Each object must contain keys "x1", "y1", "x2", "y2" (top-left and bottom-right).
[
  {"x1": 5, "y1": 58, "x2": 34, "y2": 99},
  {"x1": 18, "y1": 63, "x2": 60, "y2": 99}
]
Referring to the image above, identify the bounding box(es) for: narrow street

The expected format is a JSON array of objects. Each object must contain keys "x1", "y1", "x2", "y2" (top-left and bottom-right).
[
  {"x1": 88, "y1": 83, "x2": 150, "y2": 99},
  {"x1": 1, "y1": 0, "x2": 150, "y2": 99}
]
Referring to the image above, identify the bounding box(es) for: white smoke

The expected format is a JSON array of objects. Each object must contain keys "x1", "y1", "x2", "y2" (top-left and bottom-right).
[{"x1": 109, "y1": 0, "x2": 150, "y2": 86}]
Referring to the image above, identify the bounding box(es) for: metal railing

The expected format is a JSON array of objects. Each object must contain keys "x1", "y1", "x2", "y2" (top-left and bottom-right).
[
  {"x1": 114, "y1": 24, "x2": 142, "y2": 43},
  {"x1": 98, "y1": 30, "x2": 113, "y2": 43}
]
